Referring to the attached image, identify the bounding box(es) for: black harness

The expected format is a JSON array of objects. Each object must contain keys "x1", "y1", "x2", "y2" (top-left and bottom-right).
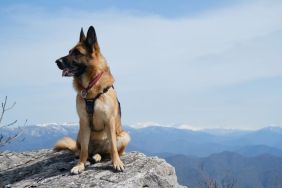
[{"x1": 84, "y1": 85, "x2": 121, "y2": 132}]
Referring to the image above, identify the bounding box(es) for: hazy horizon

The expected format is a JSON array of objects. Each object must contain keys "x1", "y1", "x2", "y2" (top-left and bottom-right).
[{"x1": 6, "y1": 121, "x2": 282, "y2": 132}]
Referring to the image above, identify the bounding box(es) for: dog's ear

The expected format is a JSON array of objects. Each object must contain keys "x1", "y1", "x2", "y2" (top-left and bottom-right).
[
  {"x1": 80, "y1": 28, "x2": 86, "y2": 42},
  {"x1": 85, "y1": 26, "x2": 99, "y2": 51}
]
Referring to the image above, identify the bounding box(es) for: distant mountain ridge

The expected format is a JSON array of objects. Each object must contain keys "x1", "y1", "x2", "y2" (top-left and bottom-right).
[
  {"x1": 2, "y1": 123, "x2": 282, "y2": 158},
  {"x1": 0, "y1": 123, "x2": 78, "y2": 151},
  {"x1": 126, "y1": 125, "x2": 282, "y2": 157},
  {"x1": 235, "y1": 145, "x2": 282, "y2": 157},
  {"x1": 165, "y1": 151, "x2": 282, "y2": 188},
  {"x1": 2, "y1": 123, "x2": 282, "y2": 188}
]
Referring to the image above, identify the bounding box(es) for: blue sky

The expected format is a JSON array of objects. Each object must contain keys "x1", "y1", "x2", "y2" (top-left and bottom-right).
[
  {"x1": 0, "y1": 0, "x2": 240, "y2": 17},
  {"x1": 0, "y1": 0, "x2": 282, "y2": 129}
]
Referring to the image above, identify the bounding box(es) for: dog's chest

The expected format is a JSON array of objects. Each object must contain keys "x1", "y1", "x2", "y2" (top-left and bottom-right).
[
  {"x1": 91, "y1": 110, "x2": 105, "y2": 131},
  {"x1": 80, "y1": 97, "x2": 111, "y2": 127},
  {"x1": 76, "y1": 89, "x2": 117, "y2": 134}
]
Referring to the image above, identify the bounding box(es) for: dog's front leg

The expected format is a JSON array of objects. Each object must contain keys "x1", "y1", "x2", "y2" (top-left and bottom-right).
[
  {"x1": 71, "y1": 119, "x2": 90, "y2": 174},
  {"x1": 106, "y1": 117, "x2": 124, "y2": 171}
]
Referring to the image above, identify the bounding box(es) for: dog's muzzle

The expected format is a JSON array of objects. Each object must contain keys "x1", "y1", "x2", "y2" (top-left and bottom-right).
[
  {"x1": 55, "y1": 58, "x2": 86, "y2": 77},
  {"x1": 55, "y1": 58, "x2": 65, "y2": 70}
]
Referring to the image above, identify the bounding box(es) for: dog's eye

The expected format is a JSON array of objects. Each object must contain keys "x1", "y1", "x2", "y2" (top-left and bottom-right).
[{"x1": 71, "y1": 49, "x2": 82, "y2": 56}]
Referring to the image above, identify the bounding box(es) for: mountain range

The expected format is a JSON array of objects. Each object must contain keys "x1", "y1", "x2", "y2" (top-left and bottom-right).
[
  {"x1": 126, "y1": 125, "x2": 282, "y2": 157},
  {"x1": 1, "y1": 123, "x2": 282, "y2": 188},
  {"x1": 165, "y1": 152, "x2": 282, "y2": 188},
  {"x1": 2, "y1": 123, "x2": 282, "y2": 157}
]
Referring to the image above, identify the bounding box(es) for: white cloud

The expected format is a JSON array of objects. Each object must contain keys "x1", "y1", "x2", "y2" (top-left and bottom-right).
[
  {"x1": 1, "y1": 1, "x2": 282, "y2": 88},
  {"x1": 0, "y1": 0, "x2": 281, "y2": 128}
]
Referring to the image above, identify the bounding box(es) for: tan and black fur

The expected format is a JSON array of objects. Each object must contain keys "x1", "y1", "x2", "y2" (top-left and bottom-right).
[{"x1": 54, "y1": 26, "x2": 130, "y2": 174}]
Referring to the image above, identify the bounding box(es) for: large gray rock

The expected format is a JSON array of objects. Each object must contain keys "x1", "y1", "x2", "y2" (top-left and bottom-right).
[{"x1": 0, "y1": 150, "x2": 186, "y2": 188}]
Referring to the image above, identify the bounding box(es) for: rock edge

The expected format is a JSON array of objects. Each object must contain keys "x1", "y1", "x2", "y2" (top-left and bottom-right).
[{"x1": 0, "y1": 150, "x2": 186, "y2": 188}]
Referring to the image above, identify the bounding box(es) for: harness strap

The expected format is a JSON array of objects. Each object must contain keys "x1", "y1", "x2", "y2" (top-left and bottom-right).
[
  {"x1": 84, "y1": 85, "x2": 121, "y2": 132},
  {"x1": 81, "y1": 72, "x2": 104, "y2": 98}
]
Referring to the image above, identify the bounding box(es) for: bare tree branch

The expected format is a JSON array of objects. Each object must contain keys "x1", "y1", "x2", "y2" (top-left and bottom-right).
[
  {"x1": 0, "y1": 96, "x2": 26, "y2": 147},
  {"x1": 5, "y1": 102, "x2": 16, "y2": 111},
  {"x1": 0, "y1": 133, "x2": 20, "y2": 146},
  {"x1": 0, "y1": 96, "x2": 16, "y2": 125},
  {"x1": 200, "y1": 162, "x2": 237, "y2": 188},
  {"x1": 2, "y1": 120, "x2": 17, "y2": 128}
]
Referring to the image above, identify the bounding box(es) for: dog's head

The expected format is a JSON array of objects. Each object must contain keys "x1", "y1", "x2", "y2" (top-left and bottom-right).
[{"x1": 55, "y1": 26, "x2": 100, "y2": 77}]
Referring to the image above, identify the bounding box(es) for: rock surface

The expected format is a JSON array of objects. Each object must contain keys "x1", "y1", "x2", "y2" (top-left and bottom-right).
[{"x1": 0, "y1": 150, "x2": 185, "y2": 188}]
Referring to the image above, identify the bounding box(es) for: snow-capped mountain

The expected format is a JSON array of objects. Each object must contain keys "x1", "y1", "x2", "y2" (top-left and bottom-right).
[
  {"x1": 0, "y1": 123, "x2": 78, "y2": 151},
  {"x1": 1, "y1": 122, "x2": 282, "y2": 157}
]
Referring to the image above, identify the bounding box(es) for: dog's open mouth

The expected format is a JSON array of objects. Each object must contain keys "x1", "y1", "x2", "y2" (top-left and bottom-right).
[
  {"x1": 56, "y1": 60, "x2": 86, "y2": 77},
  {"x1": 62, "y1": 66, "x2": 86, "y2": 77},
  {"x1": 62, "y1": 68, "x2": 76, "y2": 77}
]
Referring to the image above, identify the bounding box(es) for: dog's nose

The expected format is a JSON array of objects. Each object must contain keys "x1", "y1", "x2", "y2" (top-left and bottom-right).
[
  {"x1": 55, "y1": 58, "x2": 64, "y2": 69},
  {"x1": 55, "y1": 58, "x2": 63, "y2": 64}
]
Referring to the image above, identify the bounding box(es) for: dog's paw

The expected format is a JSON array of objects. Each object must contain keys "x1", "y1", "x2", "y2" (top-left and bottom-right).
[
  {"x1": 113, "y1": 158, "x2": 124, "y2": 171},
  {"x1": 92, "y1": 153, "x2": 102, "y2": 162},
  {"x1": 71, "y1": 163, "x2": 85, "y2": 175},
  {"x1": 120, "y1": 151, "x2": 126, "y2": 156}
]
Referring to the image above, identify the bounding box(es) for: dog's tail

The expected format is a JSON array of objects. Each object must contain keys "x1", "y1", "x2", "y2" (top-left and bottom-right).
[{"x1": 53, "y1": 137, "x2": 78, "y2": 153}]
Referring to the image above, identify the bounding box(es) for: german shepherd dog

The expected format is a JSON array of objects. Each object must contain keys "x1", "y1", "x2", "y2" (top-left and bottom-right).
[{"x1": 54, "y1": 26, "x2": 130, "y2": 174}]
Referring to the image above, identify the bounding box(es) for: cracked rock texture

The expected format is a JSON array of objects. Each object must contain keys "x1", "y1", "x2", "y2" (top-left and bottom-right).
[{"x1": 0, "y1": 150, "x2": 185, "y2": 188}]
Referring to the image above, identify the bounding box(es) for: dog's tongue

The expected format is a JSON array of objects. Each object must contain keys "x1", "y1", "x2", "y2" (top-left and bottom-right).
[{"x1": 62, "y1": 68, "x2": 70, "y2": 76}]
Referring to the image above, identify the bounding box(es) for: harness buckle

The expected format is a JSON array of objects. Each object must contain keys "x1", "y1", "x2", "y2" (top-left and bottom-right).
[{"x1": 81, "y1": 89, "x2": 88, "y2": 98}]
